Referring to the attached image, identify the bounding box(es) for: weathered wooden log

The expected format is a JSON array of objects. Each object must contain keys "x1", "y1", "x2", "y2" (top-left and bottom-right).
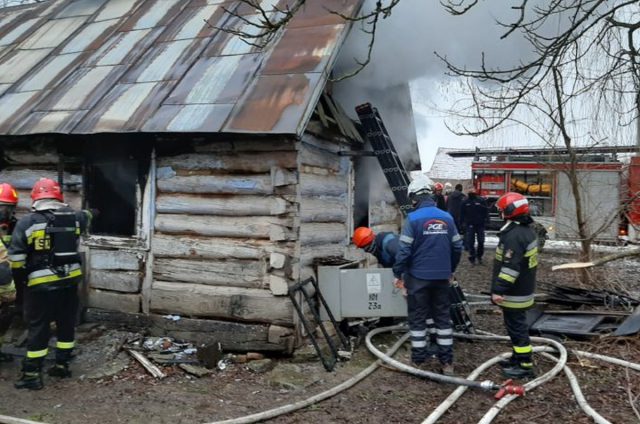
[
  {"x1": 299, "y1": 243, "x2": 345, "y2": 266},
  {"x1": 150, "y1": 281, "x2": 294, "y2": 326},
  {"x1": 0, "y1": 169, "x2": 82, "y2": 190},
  {"x1": 87, "y1": 288, "x2": 140, "y2": 313},
  {"x1": 271, "y1": 167, "x2": 298, "y2": 187},
  {"x1": 153, "y1": 257, "x2": 266, "y2": 288},
  {"x1": 298, "y1": 143, "x2": 341, "y2": 171},
  {"x1": 155, "y1": 214, "x2": 293, "y2": 240},
  {"x1": 15, "y1": 189, "x2": 82, "y2": 212},
  {"x1": 152, "y1": 233, "x2": 269, "y2": 260},
  {"x1": 3, "y1": 150, "x2": 60, "y2": 165},
  {"x1": 298, "y1": 173, "x2": 347, "y2": 196},
  {"x1": 300, "y1": 196, "x2": 348, "y2": 223},
  {"x1": 192, "y1": 139, "x2": 296, "y2": 153},
  {"x1": 90, "y1": 249, "x2": 141, "y2": 271},
  {"x1": 84, "y1": 308, "x2": 294, "y2": 352},
  {"x1": 157, "y1": 151, "x2": 297, "y2": 173},
  {"x1": 157, "y1": 174, "x2": 273, "y2": 195},
  {"x1": 156, "y1": 193, "x2": 288, "y2": 216},
  {"x1": 90, "y1": 270, "x2": 141, "y2": 293},
  {"x1": 299, "y1": 223, "x2": 347, "y2": 245}
]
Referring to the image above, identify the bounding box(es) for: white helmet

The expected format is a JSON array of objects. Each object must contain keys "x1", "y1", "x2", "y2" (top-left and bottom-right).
[{"x1": 407, "y1": 175, "x2": 434, "y2": 198}]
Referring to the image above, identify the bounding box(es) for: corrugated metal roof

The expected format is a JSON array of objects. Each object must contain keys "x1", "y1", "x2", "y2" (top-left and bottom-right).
[{"x1": 0, "y1": 0, "x2": 362, "y2": 136}]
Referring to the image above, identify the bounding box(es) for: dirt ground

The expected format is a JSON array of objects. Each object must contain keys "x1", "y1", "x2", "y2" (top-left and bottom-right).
[{"x1": 1, "y1": 248, "x2": 640, "y2": 424}]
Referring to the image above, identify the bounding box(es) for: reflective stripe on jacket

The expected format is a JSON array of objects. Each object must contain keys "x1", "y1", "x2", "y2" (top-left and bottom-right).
[{"x1": 491, "y1": 219, "x2": 538, "y2": 309}]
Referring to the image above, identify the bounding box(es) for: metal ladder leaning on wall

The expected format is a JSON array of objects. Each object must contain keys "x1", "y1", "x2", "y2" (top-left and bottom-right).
[{"x1": 355, "y1": 102, "x2": 475, "y2": 334}]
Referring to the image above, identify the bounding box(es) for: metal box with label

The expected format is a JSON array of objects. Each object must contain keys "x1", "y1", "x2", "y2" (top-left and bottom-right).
[{"x1": 318, "y1": 265, "x2": 407, "y2": 321}]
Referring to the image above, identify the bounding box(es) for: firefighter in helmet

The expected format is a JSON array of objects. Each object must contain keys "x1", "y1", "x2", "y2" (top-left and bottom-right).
[
  {"x1": 0, "y1": 183, "x2": 18, "y2": 362},
  {"x1": 491, "y1": 192, "x2": 538, "y2": 379},
  {"x1": 433, "y1": 182, "x2": 446, "y2": 211},
  {"x1": 9, "y1": 178, "x2": 93, "y2": 390},
  {"x1": 352, "y1": 227, "x2": 399, "y2": 268},
  {"x1": 393, "y1": 175, "x2": 463, "y2": 375}
]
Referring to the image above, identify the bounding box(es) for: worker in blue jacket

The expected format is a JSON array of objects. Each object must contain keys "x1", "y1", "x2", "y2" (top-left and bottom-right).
[
  {"x1": 352, "y1": 227, "x2": 399, "y2": 268},
  {"x1": 393, "y1": 176, "x2": 463, "y2": 376}
]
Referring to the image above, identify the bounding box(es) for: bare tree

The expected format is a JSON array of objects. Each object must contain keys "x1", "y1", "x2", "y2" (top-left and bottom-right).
[{"x1": 436, "y1": 0, "x2": 640, "y2": 283}]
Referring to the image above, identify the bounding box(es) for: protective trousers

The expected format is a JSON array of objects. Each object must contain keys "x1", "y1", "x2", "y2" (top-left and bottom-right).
[
  {"x1": 464, "y1": 224, "x2": 485, "y2": 261},
  {"x1": 405, "y1": 276, "x2": 453, "y2": 365},
  {"x1": 24, "y1": 286, "x2": 78, "y2": 367},
  {"x1": 502, "y1": 308, "x2": 533, "y2": 368}
]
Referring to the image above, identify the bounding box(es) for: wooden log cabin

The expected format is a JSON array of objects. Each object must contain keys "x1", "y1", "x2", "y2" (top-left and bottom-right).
[{"x1": 0, "y1": 0, "x2": 415, "y2": 352}]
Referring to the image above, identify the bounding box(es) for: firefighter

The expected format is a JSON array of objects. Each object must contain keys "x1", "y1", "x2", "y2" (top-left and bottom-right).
[
  {"x1": 9, "y1": 178, "x2": 93, "y2": 390},
  {"x1": 0, "y1": 183, "x2": 18, "y2": 363},
  {"x1": 491, "y1": 192, "x2": 538, "y2": 379},
  {"x1": 393, "y1": 176, "x2": 463, "y2": 375},
  {"x1": 433, "y1": 182, "x2": 447, "y2": 211},
  {"x1": 461, "y1": 187, "x2": 488, "y2": 264},
  {"x1": 352, "y1": 227, "x2": 399, "y2": 268}
]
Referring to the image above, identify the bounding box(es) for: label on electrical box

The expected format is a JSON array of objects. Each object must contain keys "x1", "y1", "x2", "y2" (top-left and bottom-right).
[{"x1": 366, "y1": 273, "x2": 382, "y2": 294}]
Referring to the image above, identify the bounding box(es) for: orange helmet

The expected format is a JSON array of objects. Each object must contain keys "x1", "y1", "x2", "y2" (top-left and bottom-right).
[
  {"x1": 434, "y1": 182, "x2": 444, "y2": 191},
  {"x1": 496, "y1": 192, "x2": 529, "y2": 219},
  {"x1": 31, "y1": 178, "x2": 63, "y2": 202},
  {"x1": 0, "y1": 183, "x2": 18, "y2": 205},
  {"x1": 352, "y1": 227, "x2": 375, "y2": 248}
]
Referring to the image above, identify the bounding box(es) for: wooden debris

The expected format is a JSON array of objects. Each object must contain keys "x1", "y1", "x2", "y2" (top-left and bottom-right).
[{"x1": 126, "y1": 349, "x2": 166, "y2": 379}]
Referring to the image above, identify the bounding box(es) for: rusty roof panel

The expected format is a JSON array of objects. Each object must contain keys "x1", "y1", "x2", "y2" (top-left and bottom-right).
[
  {"x1": 158, "y1": 4, "x2": 226, "y2": 42},
  {"x1": 288, "y1": 0, "x2": 360, "y2": 28},
  {"x1": 55, "y1": 0, "x2": 107, "y2": 18},
  {"x1": 119, "y1": 0, "x2": 185, "y2": 31},
  {"x1": 60, "y1": 18, "x2": 120, "y2": 54},
  {"x1": 122, "y1": 38, "x2": 209, "y2": 83},
  {"x1": 35, "y1": 65, "x2": 127, "y2": 111},
  {"x1": 165, "y1": 53, "x2": 261, "y2": 105},
  {"x1": 75, "y1": 81, "x2": 174, "y2": 133},
  {"x1": 0, "y1": 0, "x2": 363, "y2": 136},
  {"x1": 86, "y1": 28, "x2": 161, "y2": 66},
  {"x1": 93, "y1": 0, "x2": 144, "y2": 22},
  {"x1": 261, "y1": 24, "x2": 344, "y2": 75},
  {"x1": 14, "y1": 52, "x2": 83, "y2": 92},
  {"x1": 143, "y1": 103, "x2": 234, "y2": 132},
  {"x1": 12, "y1": 110, "x2": 87, "y2": 135},
  {"x1": 224, "y1": 72, "x2": 322, "y2": 133},
  {"x1": 0, "y1": 49, "x2": 53, "y2": 84},
  {"x1": 0, "y1": 18, "x2": 41, "y2": 47}
]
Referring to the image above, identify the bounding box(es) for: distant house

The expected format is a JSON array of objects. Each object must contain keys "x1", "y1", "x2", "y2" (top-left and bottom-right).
[
  {"x1": 424, "y1": 147, "x2": 473, "y2": 188},
  {"x1": 0, "y1": 0, "x2": 417, "y2": 352}
]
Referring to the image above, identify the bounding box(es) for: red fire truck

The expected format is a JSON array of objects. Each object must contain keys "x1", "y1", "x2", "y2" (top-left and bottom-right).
[{"x1": 448, "y1": 147, "x2": 639, "y2": 244}]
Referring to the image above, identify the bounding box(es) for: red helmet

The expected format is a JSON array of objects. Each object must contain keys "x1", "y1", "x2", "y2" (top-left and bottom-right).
[
  {"x1": 0, "y1": 183, "x2": 18, "y2": 205},
  {"x1": 434, "y1": 182, "x2": 444, "y2": 191},
  {"x1": 496, "y1": 192, "x2": 529, "y2": 219},
  {"x1": 31, "y1": 178, "x2": 64, "y2": 202},
  {"x1": 352, "y1": 227, "x2": 375, "y2": 248}
]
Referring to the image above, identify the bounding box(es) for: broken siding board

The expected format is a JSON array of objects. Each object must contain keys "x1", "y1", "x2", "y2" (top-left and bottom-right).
[
  {"x1": 87, "y1": 288, "x2": 140, "y2": 313},
  {"x1": 90, "y1": 270, "x2": 141, "y2": 293},
  {"x1": 150, "y1": 281, "x2": 294, "y2": 326},
  {"x1": 298, "y1": 173, "x2": 347, "y2": 196},
  {"x1": 84, "y1": 309, "x2": 293, "y2": 352},
  {"x1": 157, "y1": 151, "x2": 297, "y2": 173},
  {"x1": 157, "y1": 174, "x2": 273, "y2": 195},
  {"x1": 300, "y1": 223, "x2": 347, "y2": 245},
  {"x1": 91, "y1": 249, "x2": 141, "y2": 271},
  {"x1": 153, "y1": 258, "x2": 266, "y2": 288},
  {"x1": 155, "y1": 214, "x2": 293, "y2": 239},
  {"x1": 300, "y1": 196, "x2": 348, "y2": 223},
  {"x1": 156, "y1": 193, "x2": 288, "y2": 216},
  {"x1": 152, "y1": 233, "x2": 269, "y2": 260}
]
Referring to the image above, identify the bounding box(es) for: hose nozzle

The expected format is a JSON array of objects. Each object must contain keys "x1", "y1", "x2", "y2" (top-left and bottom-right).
[{"x1": 495, "y1": 379, "x2": 526, "y2": 399}]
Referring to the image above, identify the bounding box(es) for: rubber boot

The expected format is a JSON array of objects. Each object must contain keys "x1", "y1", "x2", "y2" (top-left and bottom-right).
[
  {"x1": 0, "y1": 352, "x2": 13, "y2": 363},
  {"x1": 48, "y1": 363, "x2": 71, "y2": 378},
  {"x1": 426, "y1": 342, "x2": 438, "y2": 358},
  {"x1": 15, "y1": 360, "x2": 43, "y2": 390},
  {"x1": 498, "y1": 355, "x2": 518, "y2": 368},
  {"x1": 501, "y1": 364, "x2": 536, "y2": 379}
]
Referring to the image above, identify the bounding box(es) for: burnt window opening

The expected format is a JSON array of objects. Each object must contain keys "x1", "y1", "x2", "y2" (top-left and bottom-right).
[
  {"x1": 353, "y1": 156, "x2": 370, "y2": 228},
  {"x1": 83, "y1": 141, "x2": 150, "y2": 237}
]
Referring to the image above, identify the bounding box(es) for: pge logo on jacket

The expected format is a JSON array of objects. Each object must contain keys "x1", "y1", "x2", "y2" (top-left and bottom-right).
[{"x1": 423, "y1": 219, "x2": 448, "y2": 235}]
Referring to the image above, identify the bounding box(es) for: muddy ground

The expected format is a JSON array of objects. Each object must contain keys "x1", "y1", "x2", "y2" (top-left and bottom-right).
[{"x1": 1, "y1": 249, "x2": 639, "y2": 424}]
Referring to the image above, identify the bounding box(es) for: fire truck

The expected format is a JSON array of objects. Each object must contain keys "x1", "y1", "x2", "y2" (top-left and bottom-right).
[{"x1": 448, "y1": 147, "x2": 640, "y2": 244}]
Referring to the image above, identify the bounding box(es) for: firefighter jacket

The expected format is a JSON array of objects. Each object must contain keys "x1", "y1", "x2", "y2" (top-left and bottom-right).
[
  {"x1": 9, "y1": 202, "x2": 91, "y2": 291},
  {"x1": 372, "y1": 232, "x2": 399, "y2": 268},
  {"x1": 461, "y1": 194, "x2": 488, "y2": 226},
  {"x1": 393, "y1": 197, "x2": 463, "y2": 281},
  {"x1": 491, "y1": 217, "x2": 538, "y2": 309}
]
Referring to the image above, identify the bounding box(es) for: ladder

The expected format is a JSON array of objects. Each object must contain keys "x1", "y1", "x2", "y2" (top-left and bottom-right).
[{"x1": 355, "y1": 103, "x2": 412, "y2": 216}]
